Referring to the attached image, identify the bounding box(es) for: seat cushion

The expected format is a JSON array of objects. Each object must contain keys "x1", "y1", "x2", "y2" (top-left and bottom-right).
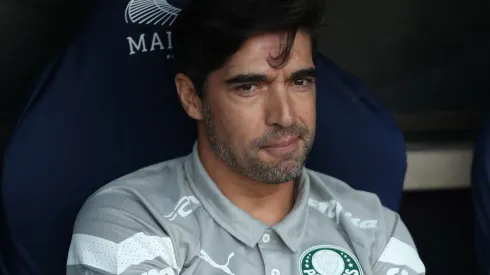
[
  {"x1": 472, "y1": 110, "x2": 490, "y2": 275},
  {"x1": 309, "y1": 53, "x2": 406, "y2": 210},
  {"x1": 1, "y1": 0, "x2": 406, "y2": 274}
]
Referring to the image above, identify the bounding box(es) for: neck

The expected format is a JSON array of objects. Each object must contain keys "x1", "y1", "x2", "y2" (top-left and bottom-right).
[{"x1": 197, "y1": 138, "x2": 296, "y2": 226}]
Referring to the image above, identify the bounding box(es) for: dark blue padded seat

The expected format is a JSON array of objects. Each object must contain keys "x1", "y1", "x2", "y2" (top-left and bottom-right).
[{"x1": 472, "y1": 110, "x2": 490, "y2": 275}]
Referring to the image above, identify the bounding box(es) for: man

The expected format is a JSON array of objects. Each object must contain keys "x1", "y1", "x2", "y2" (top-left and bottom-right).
[
  {"x1": 2, "y1": 0, "x2": 407, "y2": 274},
  {"x1": 67, "y1": 0, "x2": 423, "y2": 274}
]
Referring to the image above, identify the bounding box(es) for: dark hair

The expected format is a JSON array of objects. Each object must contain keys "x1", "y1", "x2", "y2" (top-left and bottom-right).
[{"x1": 172, "y1": 0, "x2": 326, "y2": 95}]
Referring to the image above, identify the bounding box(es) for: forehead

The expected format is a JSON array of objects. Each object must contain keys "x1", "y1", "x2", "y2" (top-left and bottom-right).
[{"x1": 223, "y1": 31, "x2": 314, "y2": 75}]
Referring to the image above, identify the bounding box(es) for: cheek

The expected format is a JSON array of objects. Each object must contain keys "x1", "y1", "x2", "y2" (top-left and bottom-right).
[
  {"x1": 308, "y1": 100, "x2": 317, "y2": 128},
  {"x1": 218, "y1": 103, "x2": 265, "y2": 144},
  {"x1": 296, "y1": 93, "x2": 316, "y2": 129}
]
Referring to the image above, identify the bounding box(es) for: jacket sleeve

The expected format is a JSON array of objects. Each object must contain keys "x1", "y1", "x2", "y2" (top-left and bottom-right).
[
  {"x1": 66, "y1": 187, "x2": 184, "y2": 275},
  {"x1": 372, "y1": 210, "x2": 426, "y2": 275}
]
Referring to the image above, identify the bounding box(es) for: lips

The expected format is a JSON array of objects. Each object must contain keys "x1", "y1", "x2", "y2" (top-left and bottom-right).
[{"x1": 262, "y1": 136, "x2": 299, "y2": 148}]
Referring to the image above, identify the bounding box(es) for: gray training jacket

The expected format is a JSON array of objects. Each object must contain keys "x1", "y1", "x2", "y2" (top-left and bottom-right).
[{"x1": 67, "y1": 144, "x2": 425, "y2": 275}]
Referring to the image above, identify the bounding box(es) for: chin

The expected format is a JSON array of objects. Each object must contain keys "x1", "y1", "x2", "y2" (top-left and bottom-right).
[{"x1": 274, "y1": 159, "x2": 304, "y2": 172}]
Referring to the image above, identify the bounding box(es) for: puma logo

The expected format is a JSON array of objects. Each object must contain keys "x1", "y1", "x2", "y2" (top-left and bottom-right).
[{"x1": 199, "y1": 250, "x2": 235, "y2": 275}]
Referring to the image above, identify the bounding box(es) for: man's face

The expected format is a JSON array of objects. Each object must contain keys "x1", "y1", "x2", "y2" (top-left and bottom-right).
[{"x1": 201, "y1": 31, "x2": 316, "y2": 184}]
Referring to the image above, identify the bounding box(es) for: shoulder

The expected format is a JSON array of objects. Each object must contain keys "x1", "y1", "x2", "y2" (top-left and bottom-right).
[
  {"x1": 69, "y1": 156, "x2": 202, "y2": 274},
  {"x1": 305, "y1": 169, "x2": 392, "y2": 245},
  {"x1": 305, "y1": 169, "x2": 424, "y2": 273},
  {"x1": 88, "y1": 156, "x2": 195, "y2": 213},
  {"x1": 306, "y1": 168, "x2": 396, "y2": 229},
  {"x1": 105, "y1": 155, "x2": 189, "y2": 191},
  {"x1": 75, "y1": 155, "x2": 202, "y2": 234},
  {"x1": 306, "y1": 169, "x2": 385, "y2": 220}
]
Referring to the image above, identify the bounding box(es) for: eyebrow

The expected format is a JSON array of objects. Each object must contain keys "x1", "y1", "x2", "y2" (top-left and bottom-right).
[
  {"x1": 288, "y1": 67, "x2": 316, "y2": 81},
  {"x1": 224, "y1": 74, "x2": 269, "y2": 85},
  {"x1": 224, "y1": 67, "x2": 316, "y2": 85}
]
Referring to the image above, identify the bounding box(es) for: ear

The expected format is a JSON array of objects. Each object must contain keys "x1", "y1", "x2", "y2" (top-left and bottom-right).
[{"x1": 175, "y1": 73, "x2": 204, "y2": 120}]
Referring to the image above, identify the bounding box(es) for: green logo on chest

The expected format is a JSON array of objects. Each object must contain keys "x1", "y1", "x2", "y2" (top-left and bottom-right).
[{"x1": 299, "y1": 245, "x2": 363, "y2": 275}]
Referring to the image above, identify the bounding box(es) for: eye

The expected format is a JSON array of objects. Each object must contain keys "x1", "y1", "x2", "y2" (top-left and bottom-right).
[
  {"x1": 293, "y1": 78, "x2": 314, "y2": 87},
  {"x1": 235, "y1": 83, "x2": 258, "y2": 94}
]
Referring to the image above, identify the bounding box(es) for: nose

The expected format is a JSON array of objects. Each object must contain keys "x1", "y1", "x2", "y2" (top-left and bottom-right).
[{"x1": 265, "y1": 87, "x2": 296, "y2": 128}]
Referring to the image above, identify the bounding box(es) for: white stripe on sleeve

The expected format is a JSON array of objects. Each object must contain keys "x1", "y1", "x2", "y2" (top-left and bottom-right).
[
  {"x1": 67, "y1": 232, "x2": 180, "y2": 275},
  {"x1": 377, "y1": 237, "x2": 426, "y2": 274}
]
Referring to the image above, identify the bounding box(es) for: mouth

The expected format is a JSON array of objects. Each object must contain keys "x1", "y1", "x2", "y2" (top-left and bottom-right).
[{"x1": 261, "y1": 136, "x2": 300, "y2": 156}]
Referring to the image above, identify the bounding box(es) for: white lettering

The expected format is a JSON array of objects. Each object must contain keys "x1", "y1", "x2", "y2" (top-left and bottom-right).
[
  {"x1": 127, "y1": 34, "x2": 148, "y2": 55},
  {"x1": 326, "y1": 200, "x2": 337, "y2": 219},
  {"x1": 127, "y1": 32, "x2": 175, "y2": 56},
  {"x1": 166, "y1": 31, "x2": 173, "y2": 49},
  {"x1": 318, "y1": 202, "x2": 328, "y2": 213},
  {"x1": 308, "y1": 199, "x2": 318, "y2": 209},
  {"x1": 308, "y1": 198, "x2": 378, "y2": 229},
  {"x1": 335, "y1": 201, "x2": 343, "y2": 224},
  {"x1": 350, "y1": 218, "x2": 361, "y2": 227},
  {"x1": 308, "y1": 199, "x2": 328, "y2": 214},
  {"x1": 151, "y1": 32, "x2": 165, "y2": 51},
  {"x1": 359, "y1": 220, "x2": 378, "y2": 229},
  {"x1": 302, "y1": 270, "x2": 317, "y2": 275}
]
